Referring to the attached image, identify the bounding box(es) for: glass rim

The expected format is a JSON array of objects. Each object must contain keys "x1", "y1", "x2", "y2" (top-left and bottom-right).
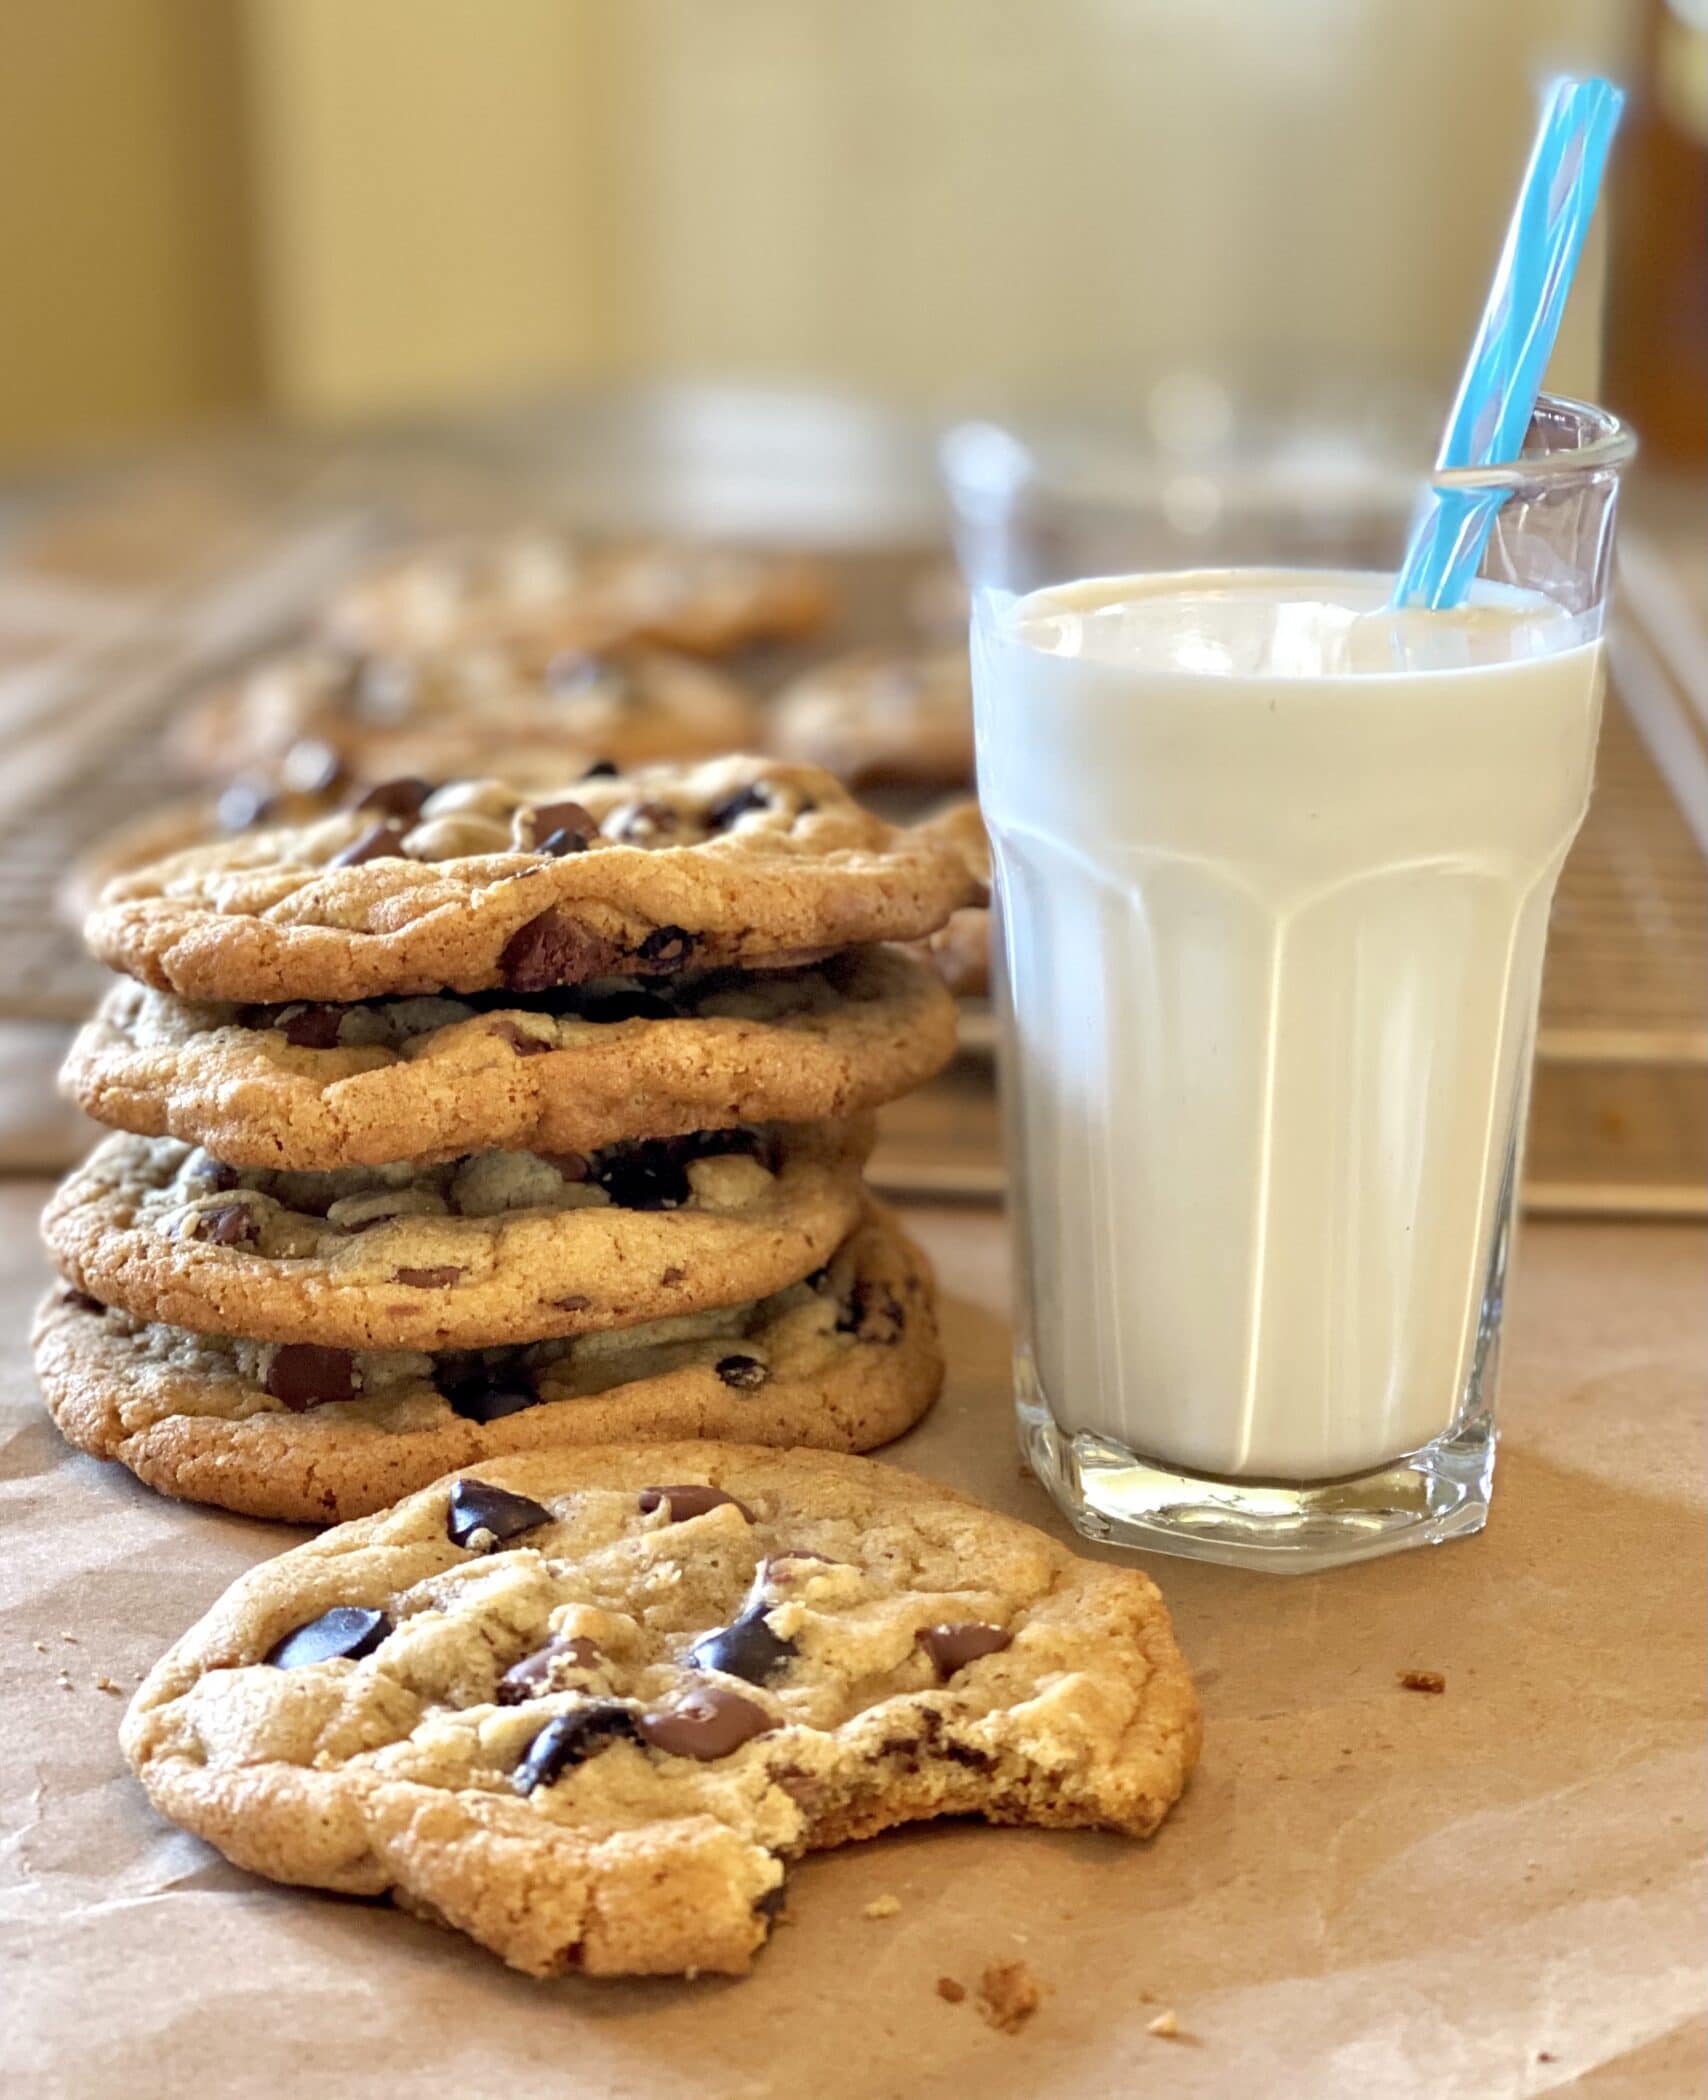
[{"x1": 1428, "y1": 393, "x2": 1635, "y2": 493}]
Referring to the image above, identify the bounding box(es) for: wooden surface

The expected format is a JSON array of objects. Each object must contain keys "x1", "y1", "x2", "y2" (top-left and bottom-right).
[{"x1": 3, "y1": 1186, "x2": 1703, "y2": 2097}]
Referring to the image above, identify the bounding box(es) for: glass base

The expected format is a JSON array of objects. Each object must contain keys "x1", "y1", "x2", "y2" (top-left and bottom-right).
[{"x1": 1018, "y1": 1375, "x2": 1496, "y2": 1574}]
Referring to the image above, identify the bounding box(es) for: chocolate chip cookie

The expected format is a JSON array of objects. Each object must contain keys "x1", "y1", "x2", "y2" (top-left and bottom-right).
[
  {"x1": 86, "y1": 759, "x2": 984, "y2": 1006},
  {"x1": 121, "y1": 1442, "x2": 1199, "y2": 1976},
  {"x1": 43, "y1": 1120, "x2": 871, "y2": 1350},
  {"x1": 772, "y1": 646, "x2": 974, "y2": 790},
  {"x1": 908, "y1": 798, "x2": 992, "y2": 999},
  {"x1": 326, "y1": 531, "x2": 832, "y2": 661},
  {"x1": 62, "y1": 950, "x2": 956, "y2": 1171},
  {"x1": 36, "y1": 1209, "x2": 940, "y2": 1522},
  {"x1": 175, "y1": 642, "x2": 760, "y2": 788}
]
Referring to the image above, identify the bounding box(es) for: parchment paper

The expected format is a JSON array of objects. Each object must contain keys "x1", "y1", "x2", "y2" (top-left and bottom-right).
[{"x1": 2, "y1": 1188, "x2": 1702, "y2": 2100}]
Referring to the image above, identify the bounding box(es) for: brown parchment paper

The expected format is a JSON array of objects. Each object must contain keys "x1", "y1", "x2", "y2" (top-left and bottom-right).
[{"x1": 2, "y1": 1188, "x2": 1703, "y2": 2100}]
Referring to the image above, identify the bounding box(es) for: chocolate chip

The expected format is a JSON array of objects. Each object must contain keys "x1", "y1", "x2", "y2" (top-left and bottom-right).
[
  {"x1": 512, "y1": 1704, "x2": 641, "y2": 1794},
  {"x1": 500, "y1": 908, "x2": 625, "y2": 991},
  {"x1": 265, "y1": 1343, "x2": 359, "y2": 1411},
  {"x1": 519, "y1": 798, "x2": 598, "y2": 854},
  {"x1": 265, "y1": 1605, "x2": 390, "y2": 1669},
  {"x1": 687, "y1": 1593, "x2": 797, "y2": 1685},
  {"x1": 637, "y1": 1484, "x2": 753, "y2": 1524},
  {"x1": 353, "y1": 776, "x2": 432, "y2": 822},
  {"x1": 275, "y1": 1003, "x2": 346, "y2": 1049},
  {"x1": 715, "y1": 1354, "x2": 769, "y2": 1390},
  {"x1": 836, "y1": 1282, "x2": 907, "y2": 1345},
  {"x1": 437, "y1": 1359, "x2": 539, "y2": 1422},
  {"x1": 636, "y1": 924, "x2": 696, "y2": 969},
  {"x1": 660, "y1": 1265, "x2": 686, "y2": 1286},
  {"x1": 329, "y1": 822, "x2": 406, "y2": 868},
  {"x1": 187, "y1": 1201, "x2": 259, "y2": 1247},
  {"x1": 445, "y1": 1478, "x2": 554, "y2": 1549},
  {"x1": 497, "y1": 1634, "x2": 601, "y2": 1704},
  {"x1": 551, "y1": 1293, "x2": 592, "y2": 1313},
  {"x1": 59, "y1": 1286, "x2": 104, "y2": 1315},
  {"x1": 216, "y1": 780, "x2": 278, "y2": 831},
  {"x1": 392, "y1": 1265, "x2": 464, "y2": 1288},
  {"x1": 579, "y1": 758, "x2": 619, "y2": 779},
  {"x1": 635, "y1": 1685, "x2": 775, "y2": 1762},
  {"x1": 614, "y1": 800, "x2": 678, "y2": 844},
  {"x1": 916, "y1": 1622, "x2": 1013, "y2": 1679},
  {"x1": 707, "y1": 782, "x2": 773, "y2": 828}
]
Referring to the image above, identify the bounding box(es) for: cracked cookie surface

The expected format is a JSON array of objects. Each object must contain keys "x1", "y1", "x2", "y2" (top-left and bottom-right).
[
  {"x1": 44, "y1": 1120, "x2": 871, "y2": 1350},
  {"x1": 36, "y1": 1209, "x2": 940, "y2": 1522},
  {"x1": 62, "y1": 950, "x2": 955, "y2": 1170},
  {"x1": 86, "y1": 758, "x2": 983, "y2": 1005},
  {"x1": 122, "y1": 1441, "x2": 1199, "y2": 1977}
]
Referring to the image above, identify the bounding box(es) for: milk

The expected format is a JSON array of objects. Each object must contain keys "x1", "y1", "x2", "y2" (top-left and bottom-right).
[{"x1": 974, "y1": 569, "x2": 1603, "y2": 1482}]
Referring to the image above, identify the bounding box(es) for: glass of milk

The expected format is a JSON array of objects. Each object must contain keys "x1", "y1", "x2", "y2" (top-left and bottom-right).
[{"x1": 947, "y1": 394, "x2": 1633, "y2": 1570}]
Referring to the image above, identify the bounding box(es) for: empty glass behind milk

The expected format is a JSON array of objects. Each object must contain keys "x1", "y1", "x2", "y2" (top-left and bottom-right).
[{"x1": 943, "y1": 390, "x2": 1631, "y2": 1571}]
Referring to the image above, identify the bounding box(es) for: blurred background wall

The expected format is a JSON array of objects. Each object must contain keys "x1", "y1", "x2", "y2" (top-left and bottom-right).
[{"x1": 0, "y1": 0, "x2": 1699, "y2": 465}]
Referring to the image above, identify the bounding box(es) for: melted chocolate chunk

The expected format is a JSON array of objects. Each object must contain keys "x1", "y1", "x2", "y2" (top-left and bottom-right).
[
  {"x1": 437, "y1": 1359, "x2": 540, "y2": 1422},
  {"x1": 392, "y1": 1265, "x2": 464, "y2": 1288},
  {"x1": 445, "y1": 1478, "x2": 553, "y2": 1549},
  {"x1": 687, "y1": 1594, "x2": 797, "y2": 1685},
  {"x1": 352, "y1": 776, "x2": 432, "y2": 822},
  {"x1": 265, "y1": 1343, "x2": 359, "y2": 1411},
  {"x1": 186, "y1": 1201, "x2": 259, "y2": 1247},
  {"x1": 637, "y1": 1484, "x2": 753, "y2": 1524},
  {"x1": 265, "y1": 1605, "x2": 390, "y2": 1669},
  {"x1": 500, "y1": 909, "x2": 625, "y2": 992},
  {"x1": 636, "y1": 1685, "x2": 775, "y2": 1762},
  {"x1": 916, "y1": 1622, "x2": 1013, "y2": 1679},
  {"x1": 329, "y1": 821, "x2": 406, "y2": 868},
  {"x1": 635, "y1": 924, "x2": 696, "y2": 969},
  {"x1": 274, "y1": 1003, "x2": 346, "y2": 1050},
  {"x1": 714, "y1": 1354, "x2": 769, "y2": 1390},
  {"x1": 521, "y1": 798, "x2": 598, "y2": 854},
  {"x1": 497, "y1": 1634, "x2": 601, "y2": 1704},
  {"x1": 706, "y1": 781, "x2": 773, "y2": 829},
  {"x1": 512, "y1": 1704, "x2": 641, "y2": 1794},
  {"x1": 835, "y1": 1282, "x2": 907, "y2": 1345}
]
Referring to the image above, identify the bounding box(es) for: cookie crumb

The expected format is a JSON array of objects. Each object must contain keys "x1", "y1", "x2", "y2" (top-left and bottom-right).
[
  {"x1": 977, "y1": 1960, "x2": 1042, "y2": 2034},
  {"x1": 95, "y1": 1675, "x2": 124, "y2": 1695},
  {"x1": 1398, "y1": 1669, "x2": 1447, "y2": 1694},
  {"x1": 32, "y1": 1639, "x2": 48, "y2": 1654},
  {"x1": 937, "y1": 1977, "x2": 966, "y2": 2004},
  {"x1": 863, "y1": 1894, "x2": 902, "y2": 1920},
  {"x1": 1147, "y1": 2010, "x2": 1181, "y2": 2039},
  {"x1": 60, "y1": 1631, "x2": 78, "y2": 1644}
]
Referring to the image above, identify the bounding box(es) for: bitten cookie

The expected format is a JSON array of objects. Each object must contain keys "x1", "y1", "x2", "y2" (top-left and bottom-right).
[
  {"x1": 174, "y1": 643, "x2": 759, "y2": 787},
  {"x1": 86, "y1": 759, "x2": 984, "y2": 1006},
  {"x1": 43, "y1": 1121, "x2": 871, "y2": 1350},
  {"x1": 36, "y1": 1209, "x2": 941, "y2": 1522},
  {"x1": 326, "y1": 531, "x2": 832, "y2": 660},
  {"x1": 62, "y1": 950, "x2": 956, "y2": 1171},
  {"x1": 772, "y1": 646, "x2": 974, "y2": 790},
  {"x1": 122, "y1": 1442, "x2": 1200, "y2": 1976}
]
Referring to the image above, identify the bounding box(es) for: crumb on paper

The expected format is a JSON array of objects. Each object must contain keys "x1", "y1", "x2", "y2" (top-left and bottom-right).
[
  {"x1": 937, "y1": 1977, "x2": 966, "y2": 2005},
  {"x1": 32, "y1": 1639, "x2": 48, "y2": 1654},
  {"x1": 1147, "y1": 2010, "x2": 1181, "y2": 2039},
  {"x1": 863, "y1": 1894, "x2": 901, "y2": 1920},
  {"x1": 1398, "y1": 1669, "x2": 1447, "y2": 1695},
  {"x1": 60, "y1": 1631, "x2": 78, "y2": 1644},
  {"x1": 976, "y1": 1960, "x2": 1042, "y2": 2035},
  {"x1": 95, "y1": 1675, "x2": 124, "y2": 1695}
]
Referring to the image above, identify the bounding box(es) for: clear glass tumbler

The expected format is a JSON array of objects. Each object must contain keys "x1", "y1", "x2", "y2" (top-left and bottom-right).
[{"x1": 945, "y1": 393, "x2": 1633, "y2": 1572}]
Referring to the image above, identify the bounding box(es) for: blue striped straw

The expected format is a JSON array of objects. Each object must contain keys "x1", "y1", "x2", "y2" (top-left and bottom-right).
[{"x1": 1392, "y1": 75, "x2": 1624, "y2": 611}]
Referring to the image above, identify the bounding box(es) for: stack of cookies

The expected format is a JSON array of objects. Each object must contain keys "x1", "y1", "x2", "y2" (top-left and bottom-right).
[{"x1": 37, "y1": 755, "x2": 983, "y2": 1525}]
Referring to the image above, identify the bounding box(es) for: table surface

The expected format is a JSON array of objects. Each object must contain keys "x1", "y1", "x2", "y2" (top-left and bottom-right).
[{"x1": 4, "y1": 1183, "x2": 1703, "y2": 2100}]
